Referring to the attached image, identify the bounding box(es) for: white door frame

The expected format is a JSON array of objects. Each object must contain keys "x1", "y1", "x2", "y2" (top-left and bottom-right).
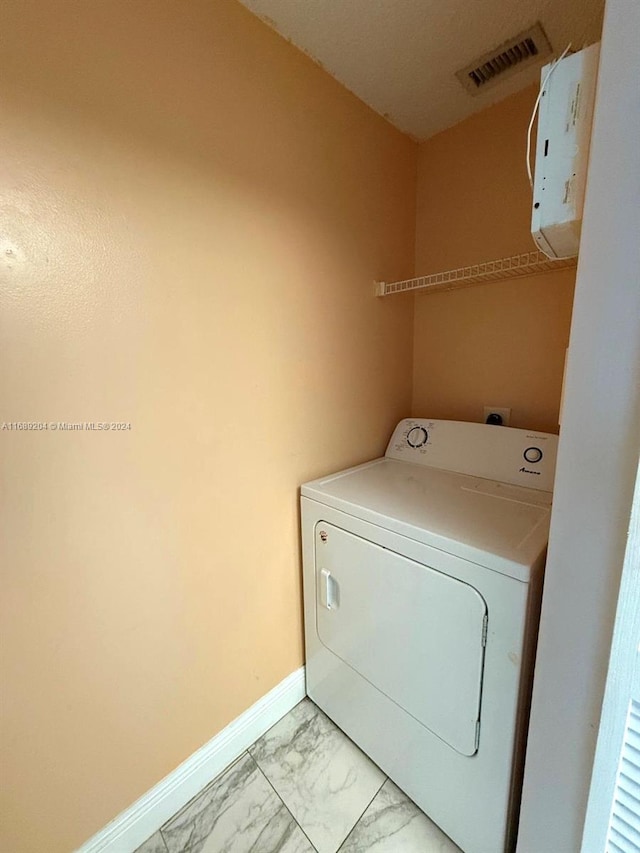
[
  {"x1": 582, "y1": 458, "x2": 640, "y2": 851},
  {"x1": 516, "y1": 1, "x2": 640, "y2": 850}
]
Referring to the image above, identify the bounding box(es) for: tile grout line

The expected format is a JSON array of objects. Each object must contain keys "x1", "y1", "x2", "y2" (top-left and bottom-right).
[
  {"x1": 335, "y1": 776, "x2": 388, "y2": 853},
  {"x1": 246, "y1": 752, "x2": 320, "y2": 853},
  {"x1": 251, "y1": 697, "x2": 389, "y2": 853},
  {"x1": 157, "y1": 750, "x2": 251, "y2": 846},
  {"x1": 152, "y1": 697, "x2": 385, "y2": 853},
  {"x1": 154, "y1": 700, "x2": 309, "y2": 851},
  {"x1": 254, "y1": 695, "x2": 308, "y2": 745},
  {"x1": 157, "y1": 829, "x2": 170, "y2": 853}
]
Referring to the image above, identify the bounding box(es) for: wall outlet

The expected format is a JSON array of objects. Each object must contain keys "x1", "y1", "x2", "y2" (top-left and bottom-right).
[{"x1": 483, "y1": 406, "x2": 511, "y2": 426}]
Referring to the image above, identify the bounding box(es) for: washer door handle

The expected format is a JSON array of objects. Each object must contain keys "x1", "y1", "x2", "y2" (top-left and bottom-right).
[{"x1": 320, "y1": 569, "x2": 338, "y2": 610}]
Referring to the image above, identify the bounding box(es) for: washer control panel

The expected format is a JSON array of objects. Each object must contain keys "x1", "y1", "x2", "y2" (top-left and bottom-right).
[
  {"x1": 406, "y1": 425, "x2": 429, "y2": 448},
  {"x1": 386, "y1": 418, "x2": 558, "y2": 492},
  {"x1": 523, "y1": 446, "x2": 544, "y2": 464}
]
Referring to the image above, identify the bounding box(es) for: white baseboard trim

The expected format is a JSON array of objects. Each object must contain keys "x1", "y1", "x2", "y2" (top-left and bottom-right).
[{"x1": 76, "y1": 666, "x2": 306, "y2": 853}]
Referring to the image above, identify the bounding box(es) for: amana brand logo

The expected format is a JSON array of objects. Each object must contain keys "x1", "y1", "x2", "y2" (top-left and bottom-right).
[{"x1": 520, "y1": 467, "x2": 541, "y2": 475}]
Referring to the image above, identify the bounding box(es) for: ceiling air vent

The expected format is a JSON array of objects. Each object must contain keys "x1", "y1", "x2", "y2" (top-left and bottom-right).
[{"x1": 456, "y1": 23, "x2": 552, "y2": 96}]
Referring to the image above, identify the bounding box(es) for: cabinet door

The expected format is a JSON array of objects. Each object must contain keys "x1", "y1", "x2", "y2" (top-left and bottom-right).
[{"x1": 315, "y1": 522, "x2": 487, "y2": 756}]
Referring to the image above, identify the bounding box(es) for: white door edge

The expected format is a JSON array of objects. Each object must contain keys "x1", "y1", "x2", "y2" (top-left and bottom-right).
[{"x1": 581, "y1": 456, "x2": 640, "y2": 852}]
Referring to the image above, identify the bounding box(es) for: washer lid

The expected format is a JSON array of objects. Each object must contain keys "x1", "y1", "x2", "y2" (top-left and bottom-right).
[{"x1": 301, "y1": 458, "x2": 552, "y2": 581}]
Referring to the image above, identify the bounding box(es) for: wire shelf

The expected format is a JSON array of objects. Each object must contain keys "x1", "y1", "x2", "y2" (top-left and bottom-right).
[{"x1": 375, "y1": 250, "x2": 577, "y2": 297}]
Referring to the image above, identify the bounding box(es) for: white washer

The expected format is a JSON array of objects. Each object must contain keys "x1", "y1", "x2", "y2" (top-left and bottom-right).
[{"x1": 301, "y1": 418, "x2": 558, "y2": 853}]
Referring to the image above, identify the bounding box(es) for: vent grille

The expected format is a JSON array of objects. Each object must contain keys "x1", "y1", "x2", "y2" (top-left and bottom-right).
[
  {"x1": 456, "y1": 23, "x2": 552, "y2": 95},
  {"x1": 607, "y1": 700, "x2": 640, "y2": 853}
]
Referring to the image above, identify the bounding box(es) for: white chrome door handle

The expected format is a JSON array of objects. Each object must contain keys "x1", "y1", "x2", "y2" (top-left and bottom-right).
[{"x1": 320, "y1": 568, "x2": 338, "y2": 610}]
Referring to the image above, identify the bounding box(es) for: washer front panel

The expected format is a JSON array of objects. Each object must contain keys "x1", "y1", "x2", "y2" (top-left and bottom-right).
[
  {"x1": 315, "y1": 521, "x2": 487, "y2": 756},
  {"x1": 302, "y1": 496, "x2": 541, "y2": 853}
]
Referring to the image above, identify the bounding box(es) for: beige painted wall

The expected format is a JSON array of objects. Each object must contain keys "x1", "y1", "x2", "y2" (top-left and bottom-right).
[
  {"x1": 0, "y1": 2, "x2": 416, "y2": 850},
  {"x1": 413, "y1": 88, "x2": 575, "y2": 434}
]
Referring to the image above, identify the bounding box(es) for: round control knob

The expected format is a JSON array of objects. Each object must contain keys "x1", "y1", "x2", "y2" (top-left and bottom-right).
[
  {"x1": 523, "y1": 446, "x2": 543, "y2": 464},
  {"x1": 407, "y1": 426, "x2": 428, "y2": 448}
]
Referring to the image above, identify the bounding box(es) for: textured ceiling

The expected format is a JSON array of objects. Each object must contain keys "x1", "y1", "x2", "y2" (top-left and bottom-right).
[{"x1": 238, "y1": 0, "x2": 604, "y2": 140}]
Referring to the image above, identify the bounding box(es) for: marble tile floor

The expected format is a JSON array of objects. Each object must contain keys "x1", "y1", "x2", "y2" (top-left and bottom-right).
[{"x1": 135, "y1": 698, "x2": 461, "y2": 853}]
